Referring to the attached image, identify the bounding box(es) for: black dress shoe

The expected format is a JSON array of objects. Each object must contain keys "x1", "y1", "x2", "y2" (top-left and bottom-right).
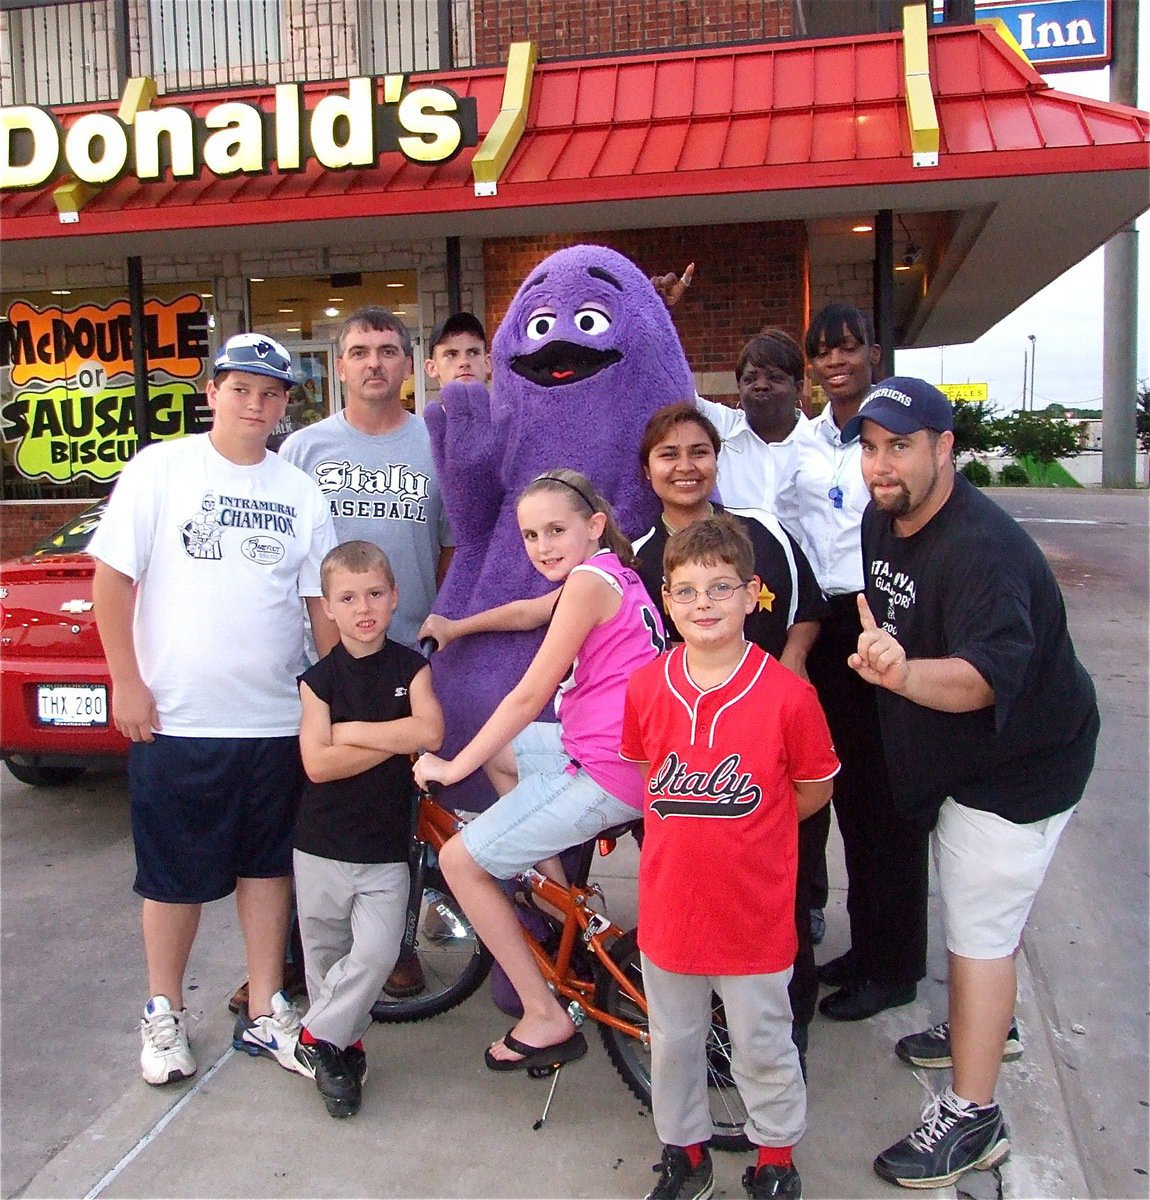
[
  {"x1": 818, "y1": 979, "x2": 917, "y2": 1022},
  {"x1": 816, "y1": 949, "x2": 859, "y2": 989}
]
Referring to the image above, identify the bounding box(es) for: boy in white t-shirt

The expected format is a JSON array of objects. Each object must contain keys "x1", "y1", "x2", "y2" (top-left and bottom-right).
[{"x1": 90, "y1": 334, "x2": 336, "y2": 1088}]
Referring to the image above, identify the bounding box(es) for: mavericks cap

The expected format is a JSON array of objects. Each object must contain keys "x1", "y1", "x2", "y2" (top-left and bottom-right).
[
  {"x1": 213, "y1": 333, "x2": 295, "y2": 385},
  {"x1": 842, "y1": 375, "x2": 954, "y2": 442}
]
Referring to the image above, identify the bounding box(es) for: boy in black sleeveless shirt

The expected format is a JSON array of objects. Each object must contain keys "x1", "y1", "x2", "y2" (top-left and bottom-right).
[{"x1": 291, "y1": 541, "x2": 444, "y2": 1117}]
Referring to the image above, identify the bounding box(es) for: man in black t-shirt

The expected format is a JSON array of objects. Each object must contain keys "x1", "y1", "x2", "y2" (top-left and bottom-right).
[{"x1": 841, "y1": 378, "x2": 1098, "y2": 1191}]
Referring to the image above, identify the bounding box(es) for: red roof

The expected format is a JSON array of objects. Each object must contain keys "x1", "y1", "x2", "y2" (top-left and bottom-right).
[{"x1": 2, "y1": 24, "x2": 1147, "y2": 241}]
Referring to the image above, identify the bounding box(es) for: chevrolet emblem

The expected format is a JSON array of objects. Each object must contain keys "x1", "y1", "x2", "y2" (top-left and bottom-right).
[{"x1": 60, "y1": 599, "x2": 94, "y2": 614}]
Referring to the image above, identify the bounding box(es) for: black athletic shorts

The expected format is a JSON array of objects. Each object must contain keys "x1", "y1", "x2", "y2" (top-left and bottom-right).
[{"x1": 130, "y1": 734, "x2": 303, "y2": 904}]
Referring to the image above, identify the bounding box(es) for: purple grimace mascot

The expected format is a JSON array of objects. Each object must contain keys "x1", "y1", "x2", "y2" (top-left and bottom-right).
[{"x1": 424, "y1": 244, "x2": 694, "y2": 813}]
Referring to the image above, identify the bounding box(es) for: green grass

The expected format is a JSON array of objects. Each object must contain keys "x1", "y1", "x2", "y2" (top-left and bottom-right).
[{"x1": 1017, "y1": 455, "x2": 1083, "y2": 488}]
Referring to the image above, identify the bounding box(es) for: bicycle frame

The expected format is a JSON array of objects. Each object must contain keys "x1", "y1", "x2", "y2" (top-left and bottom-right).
[{"x1": 414, "y1": 790, "x2": 648, "y2": 1043}]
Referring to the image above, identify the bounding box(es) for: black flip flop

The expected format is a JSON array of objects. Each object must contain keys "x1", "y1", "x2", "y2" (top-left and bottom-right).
[{"x1": 484, "y1": 1028, "x2": 588, "y2": 1073}]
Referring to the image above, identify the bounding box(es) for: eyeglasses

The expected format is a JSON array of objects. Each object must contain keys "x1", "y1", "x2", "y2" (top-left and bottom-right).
[{"x1": 664, "y1": 581, "x2": 749, "y2": 605}]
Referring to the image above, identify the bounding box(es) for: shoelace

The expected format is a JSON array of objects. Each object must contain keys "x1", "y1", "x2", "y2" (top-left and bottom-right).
[
  {"x1": 744, "y1": 1166, "x2": 792, "y2": 1198},
  {"x1": 907, "y1": 1090, "x2": 963, "y2": 1152},
  {"x1": 143, "y1": 1008, "x2": 184, "y2": 1052},
  {"x1": 651, "y1": 1151, "x2": 689, "y2": 1194},
  {"x1": 923, "y1": 1021, "x2": 950, "y2": 1042}
]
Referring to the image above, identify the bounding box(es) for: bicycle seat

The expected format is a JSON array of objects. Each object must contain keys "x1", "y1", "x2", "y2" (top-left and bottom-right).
[{"x1": 598, "y1": 819, "x2": 643, "y2": 842}]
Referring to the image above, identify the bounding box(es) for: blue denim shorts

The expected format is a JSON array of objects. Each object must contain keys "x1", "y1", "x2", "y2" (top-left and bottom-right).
[{"x1": 460, "y1": 722, "x2": 637, "y2": 880}]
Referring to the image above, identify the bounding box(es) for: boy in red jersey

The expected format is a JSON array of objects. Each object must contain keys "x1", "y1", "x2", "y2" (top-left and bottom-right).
[{"x1": 621, "y1": 516, "x2": 838, "y2": 1200}]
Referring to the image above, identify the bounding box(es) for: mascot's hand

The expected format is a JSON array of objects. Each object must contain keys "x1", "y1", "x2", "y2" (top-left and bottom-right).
[{"x1": 425, "y1": 380, "x2": 505, "y2": 545}]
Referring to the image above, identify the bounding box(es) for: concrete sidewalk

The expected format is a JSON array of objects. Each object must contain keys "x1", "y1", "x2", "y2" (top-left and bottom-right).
[{"x1": 24, "y1": 827, "x2": 1088, "y2": 1200}]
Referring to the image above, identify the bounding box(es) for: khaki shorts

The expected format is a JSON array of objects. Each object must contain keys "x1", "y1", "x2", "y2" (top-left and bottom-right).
[{"x1": 933, "y1": 797, "x2": 1075, "y2": 959}]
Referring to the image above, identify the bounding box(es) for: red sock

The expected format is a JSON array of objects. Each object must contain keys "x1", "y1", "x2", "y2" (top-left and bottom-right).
[
  {"x1": 757, "y1": 1145, "x2": 793, "y2": 1169},
  {"x1": 299, "y1": 1026, "x2": 317, "y2": 1046},
  {"x1": 350, "y1": 1040, "x2": 364, "y2": 1052},
  {"x1": 682, "y1": 1143, "x2": 705, "y2": 1168}
]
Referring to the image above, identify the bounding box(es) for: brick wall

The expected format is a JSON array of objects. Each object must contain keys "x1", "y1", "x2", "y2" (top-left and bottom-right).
[
  {"x1": 1, "y1": 502, "x2": 93, "y2": 561},
  {"x1": 810, "y1": 260, "x2": 873, "y2": 325},
  {"x1": 482, "y1": 221, "x2": 807, "y2": 401},
  {"x1": 474, "y1": 0, "x2": 791, "y2": 63}
]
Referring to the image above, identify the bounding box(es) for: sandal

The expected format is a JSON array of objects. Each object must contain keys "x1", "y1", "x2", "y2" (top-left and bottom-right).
[{"x1": 484, "y1": 1028, "x2": 587, "y2": 1073}]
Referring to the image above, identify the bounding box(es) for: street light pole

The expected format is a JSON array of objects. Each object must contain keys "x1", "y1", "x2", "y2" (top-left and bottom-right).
[
  {"x1": 1022, "y1": 348, "x2": 1029, "y2": 410},
  {"x1": 1028, "y1": 334, "x2": 1037, "y2": 412}
]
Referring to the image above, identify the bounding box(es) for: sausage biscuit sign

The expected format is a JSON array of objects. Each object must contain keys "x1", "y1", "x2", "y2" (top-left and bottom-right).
[{"x1": 0, "y1": 294, "x2": 211, "y2": 484}]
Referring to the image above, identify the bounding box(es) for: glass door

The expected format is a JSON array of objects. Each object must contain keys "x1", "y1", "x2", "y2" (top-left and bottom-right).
[{"x1": 268, "y1": 342, "x2": 337, "y2": 449}]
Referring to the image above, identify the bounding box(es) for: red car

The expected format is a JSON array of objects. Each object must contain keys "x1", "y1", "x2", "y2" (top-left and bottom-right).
[{"x1": 1, "y1": 502, "x2": 127, "y2": 786}]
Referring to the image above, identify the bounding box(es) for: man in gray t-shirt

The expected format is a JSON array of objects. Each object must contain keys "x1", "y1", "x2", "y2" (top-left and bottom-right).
[{"x1": 280, "y1": 308, "x2": 453, "y2": 650}]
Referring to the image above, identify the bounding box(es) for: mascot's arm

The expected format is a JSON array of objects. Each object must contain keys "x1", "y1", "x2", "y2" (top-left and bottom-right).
[
  {"x1": 414, "y1": 570, "x2": 614, "y2": 788},
  {"x1": 424, "y1": 380, "x2": 505, "y2": 546},
  {"x1": 419, "y1": 589, "x2": 561, "y2": 650}
]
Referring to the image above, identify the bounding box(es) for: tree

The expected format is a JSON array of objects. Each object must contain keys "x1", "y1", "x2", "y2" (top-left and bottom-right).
[
  {"x1": 991, "y1": 412, "x2": 1082, "y2": 465},
  {"x1": 1138, "y1": 380, "x2": 1150, "y2": 453},
  {"x1": 950, "y1": 401, "x2": 998, "y2": 455}
]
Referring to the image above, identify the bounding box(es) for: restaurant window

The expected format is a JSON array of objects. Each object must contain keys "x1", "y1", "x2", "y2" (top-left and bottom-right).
[
  {"x1": 248, "y1": 270, "x2": 421, "y2": 435},
  {"x1": 0, "y1": 284, "x2": 217, "y2": 502}
]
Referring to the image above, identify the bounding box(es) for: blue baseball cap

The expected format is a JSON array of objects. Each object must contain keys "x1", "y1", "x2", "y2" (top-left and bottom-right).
[
  {"x1": 842, "y1": 376, "x2": 954, "y2": 442},
  {"x1": 213, "y1": 333, "x2": 295, "y2": 385}
]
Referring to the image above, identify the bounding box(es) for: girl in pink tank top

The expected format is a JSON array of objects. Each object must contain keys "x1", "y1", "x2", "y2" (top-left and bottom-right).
[{"x1": 414, "y1": 469, "x2": 665, "y2": 1072}]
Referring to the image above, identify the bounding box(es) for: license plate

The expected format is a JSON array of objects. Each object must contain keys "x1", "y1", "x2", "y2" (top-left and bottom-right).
[{"x1": 36, "y1": 684, "x2": 109, "y2": 727}]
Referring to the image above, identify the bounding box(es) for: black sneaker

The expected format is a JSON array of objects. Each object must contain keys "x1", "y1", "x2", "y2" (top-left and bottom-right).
[
  {"x1": 299, "y1": 1039, "x2": 362, "y2": 1118},
  {"x1": 816, "y1": 949, "x2": 858, "y2": 989},
  {"x1": 818, "y1": 979, "x2": 916, "y2": 1022},
  {"x1": 645, "y1": 1146, "x2": 714, "y2": 1200},
  {"x1": 895, "y1": 1020, "x2": 1023, "y2": 1069},
  {"x1": 343, "y1": 1043, "x2": 368, "y2": 1086},
  {"x1": 873, "y1": 1087, "x2": 1010, "y2": 1188},
  {"x1": 742, "y1": 1163, "x2": 802, "y2": 1198}
]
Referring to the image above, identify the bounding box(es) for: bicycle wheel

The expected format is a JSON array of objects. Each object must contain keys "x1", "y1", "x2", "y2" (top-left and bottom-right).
[
  {"x1": 596, "y1": 929, "x2": 751, "y2": 1152},
  {"x1": 371, "y1": 866, "x2": 492, "y2": 1023}
]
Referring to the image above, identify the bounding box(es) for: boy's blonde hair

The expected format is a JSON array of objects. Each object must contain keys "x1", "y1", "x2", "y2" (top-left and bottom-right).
[
  {"x1": 320, "y1": 540, "x2": 396, "y2": 596},
  {"x1": 662, "y1": 515, "x2": 754, "y2": 584}
]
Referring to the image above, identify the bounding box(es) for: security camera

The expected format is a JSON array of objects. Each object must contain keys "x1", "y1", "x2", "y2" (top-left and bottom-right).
[{"x1": 901, "y1": 246, "x2": 921, "y2": 267}]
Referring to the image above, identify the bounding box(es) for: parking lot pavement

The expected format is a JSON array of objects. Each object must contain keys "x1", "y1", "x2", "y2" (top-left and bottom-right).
[
  {"x1": 16, "y1": 828, "x2": 1088, "y2": 1200},
  {"x1": 7, "y1": 489, "x2": 1143, "y2": 1200}
]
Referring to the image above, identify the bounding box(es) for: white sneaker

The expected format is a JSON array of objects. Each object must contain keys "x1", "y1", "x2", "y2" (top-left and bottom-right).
[
  {"x1": 140, "y1": 995, "x2": 196, "y2": 1086},
  {"x1": 231, "y1": 989, "x2": 310, "y2": 1076}
]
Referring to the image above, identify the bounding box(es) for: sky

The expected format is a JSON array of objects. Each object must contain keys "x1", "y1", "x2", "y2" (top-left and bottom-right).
[{"x1": 896, "y1": 50, "x2": 1149, "y2": 413}]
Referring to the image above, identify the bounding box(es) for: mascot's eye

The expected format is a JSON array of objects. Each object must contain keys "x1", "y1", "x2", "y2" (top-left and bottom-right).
[
  {"x1": 525, "y1": 310, "x2": 557, "y2": 341},
  {"x1": 573, "y1": 307, "x2": 612, "y2": 336}
]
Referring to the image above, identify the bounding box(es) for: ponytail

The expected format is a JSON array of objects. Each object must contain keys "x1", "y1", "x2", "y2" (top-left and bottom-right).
[{"x1": 519, "y1": 469, "x2": 636, "y2": 567}]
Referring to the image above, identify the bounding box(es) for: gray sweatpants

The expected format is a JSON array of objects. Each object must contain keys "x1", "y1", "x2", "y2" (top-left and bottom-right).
[
  {"x1": 641, "y1": 954, "x2": 807, "y2": 1149},
  {"x1": 293, "y1": 849, "x2": 408, "y2": 1049}
]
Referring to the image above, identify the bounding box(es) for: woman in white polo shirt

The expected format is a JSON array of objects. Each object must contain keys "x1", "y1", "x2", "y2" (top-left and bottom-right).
[{"x1": 777, "y1": 302, "x2": 929, "y2": 1023}]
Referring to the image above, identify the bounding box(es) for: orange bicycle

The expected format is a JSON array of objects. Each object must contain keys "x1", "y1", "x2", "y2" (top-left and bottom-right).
[{"x1": 371, "y1": 780, "x2": 751, "y2": 1148}]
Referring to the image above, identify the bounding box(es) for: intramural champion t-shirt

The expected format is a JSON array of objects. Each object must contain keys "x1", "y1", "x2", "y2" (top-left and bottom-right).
[
  {"x1": 861, "y1": 474, "x2": 1099, "y2": 828},
  {"x1": 622, "y1": 643, "x2": 839, "y2": 975},
  {"x1": 88, "y1": 434, "x2": 334, "y2": 737},
  {"x1": 295, "y1": 639, "x2": 428, "y2": 864}
]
